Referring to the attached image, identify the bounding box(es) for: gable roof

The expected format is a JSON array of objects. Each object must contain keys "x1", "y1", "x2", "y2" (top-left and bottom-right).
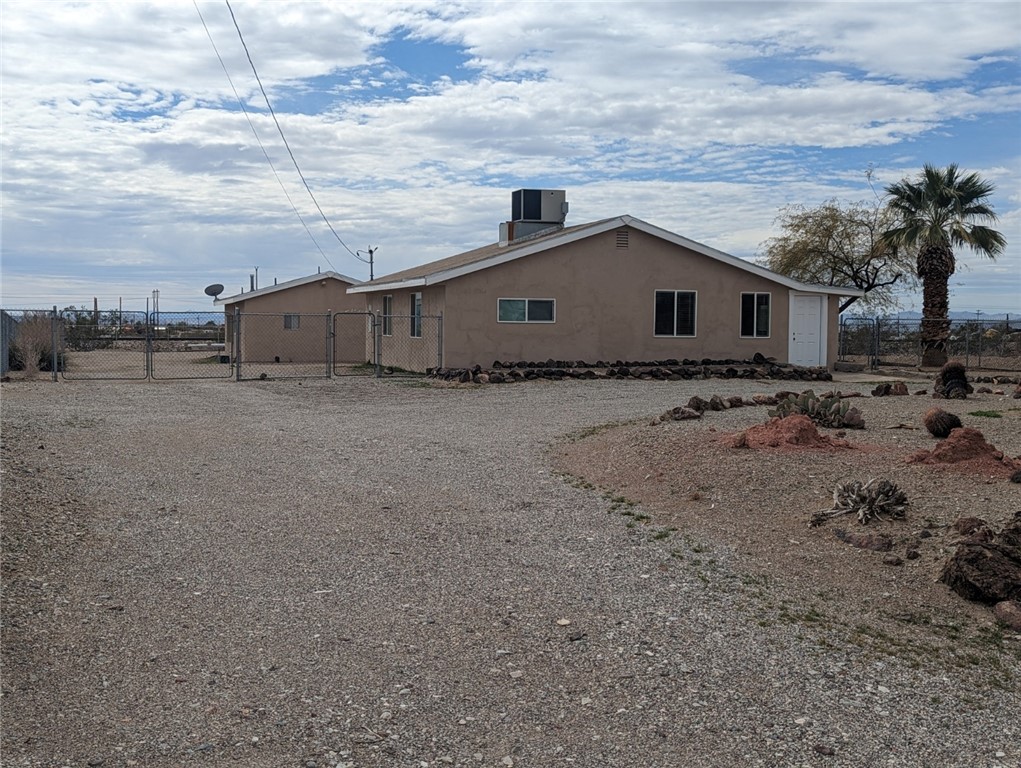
[
  {"x1": 348, "y1": 216, "x2": 864, "y2": 297},
  {"x1": 214, "y1": 270, "x2": 362, "y2": 306}
]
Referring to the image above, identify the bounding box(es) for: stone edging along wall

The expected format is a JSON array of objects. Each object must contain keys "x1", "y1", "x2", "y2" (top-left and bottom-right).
[{"x1": 427, "y1": 357, "x2": 833, "y2": 384}]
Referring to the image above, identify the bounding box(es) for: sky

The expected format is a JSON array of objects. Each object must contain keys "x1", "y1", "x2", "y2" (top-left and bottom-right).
[{"x1": 1, "y1": 1, "x2": 1019, "y2": 314}]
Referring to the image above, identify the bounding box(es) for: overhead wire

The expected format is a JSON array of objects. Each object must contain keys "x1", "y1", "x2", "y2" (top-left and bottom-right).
[
  {"x1": 193, "y1": 1, "x2": 337, "y2": 271},
  {"x1": 222, "y1": 0, "x2": 372, "y2": 266}
]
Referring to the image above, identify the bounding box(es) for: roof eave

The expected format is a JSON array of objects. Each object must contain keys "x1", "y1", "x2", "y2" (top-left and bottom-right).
[
  {"x1": 348, "y1": 277, "x2": 428, "y2": 294},
  {"x1": 214, "y1": 270, "x2": 362, "y2": 305}
]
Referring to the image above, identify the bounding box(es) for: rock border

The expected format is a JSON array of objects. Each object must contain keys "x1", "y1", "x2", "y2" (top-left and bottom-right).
[{"x1": 429, "y1": 357, "x2": 834, "y2": 384}]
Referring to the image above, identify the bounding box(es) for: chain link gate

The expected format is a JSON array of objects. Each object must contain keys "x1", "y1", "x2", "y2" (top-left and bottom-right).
[
  {"x1": 149, "y1": 311, "x2": 231, "y2": 379},
  {"x1": 332, "y1": 311, "x2": 377, "y2": 376},
  {"x1": 232, "y1": 311, "x2": 333, "y2": 381},
  {"x1": 58, "y1": 308, "x2": 149, "y2": 380}
]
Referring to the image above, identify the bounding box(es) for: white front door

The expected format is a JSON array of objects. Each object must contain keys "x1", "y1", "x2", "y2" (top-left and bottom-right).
[{"x1": 789, "y1": 295, "x2": 824, "y2": 367}]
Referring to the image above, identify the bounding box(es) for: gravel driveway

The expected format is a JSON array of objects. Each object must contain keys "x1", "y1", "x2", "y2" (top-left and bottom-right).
[{"x1": 2, "y1": 377, "x2": 1019, "y2": 768}]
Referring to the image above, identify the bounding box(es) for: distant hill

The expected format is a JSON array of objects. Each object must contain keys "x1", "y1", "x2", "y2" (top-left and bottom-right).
[{"x1": 890, "y1": 311, "x2": 1015, "y2": 321}]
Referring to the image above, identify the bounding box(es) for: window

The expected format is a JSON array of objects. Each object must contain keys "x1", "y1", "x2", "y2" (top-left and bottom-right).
[
  {"x1": 283, "y1": 314, "x2": 300, "y2": 330},
  {"x1": 498, "y1": 298, "x2": 556, "y2": 323},
  {"x1": 654, "y1": 291, "x2": 696, "y2": 336},
  {"x1": 740, "y1": 293, "x2": 770, "y2": 338},
  {"x1": 382, "y1": 295, "x2": 393, "y2": 336},
  {"x1": 410, "y1": 292, "x2": 422, "y2": 338}
]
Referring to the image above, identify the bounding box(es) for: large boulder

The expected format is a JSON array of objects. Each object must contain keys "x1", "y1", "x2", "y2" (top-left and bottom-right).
[{"x1": 940, "y1": 512, "x2": 1021, "y2": 604}]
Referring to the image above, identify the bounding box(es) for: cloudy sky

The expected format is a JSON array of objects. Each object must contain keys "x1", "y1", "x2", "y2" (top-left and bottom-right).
[{"x1": 2, "y1": 1, "x2": 1019, "y2": 313}]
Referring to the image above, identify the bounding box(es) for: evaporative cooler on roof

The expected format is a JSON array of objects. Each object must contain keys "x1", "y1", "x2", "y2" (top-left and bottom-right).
[{"x1": 511, "y1": 189, "x2": 568, "y2": 223}]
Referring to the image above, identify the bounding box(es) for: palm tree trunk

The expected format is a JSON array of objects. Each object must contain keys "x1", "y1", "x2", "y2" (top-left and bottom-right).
[{"x1": 919, "y1": 274, "x2": 951, "y2": 368}]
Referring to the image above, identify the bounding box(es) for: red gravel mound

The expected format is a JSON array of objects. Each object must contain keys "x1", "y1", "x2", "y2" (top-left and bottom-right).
[
  {"x1": 908, "y1": 427, "x2": 1021, "y2": 478},
  {"x1": 730, "y1": 415, "x2": 852, "y2": 450}
]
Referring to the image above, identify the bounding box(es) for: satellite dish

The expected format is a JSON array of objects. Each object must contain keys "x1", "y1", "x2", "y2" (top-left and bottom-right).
[{"x1": 204, "y1": 283, "x2": 225, "y2": 299}]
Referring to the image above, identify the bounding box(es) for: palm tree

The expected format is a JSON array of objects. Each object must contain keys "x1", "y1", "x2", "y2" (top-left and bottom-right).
[{"x1": 883, "y1": 164, "x2": 1006, "y2": 367}]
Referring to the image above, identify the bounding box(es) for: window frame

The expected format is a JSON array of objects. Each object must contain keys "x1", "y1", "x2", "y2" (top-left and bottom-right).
[
  {"x1": 740, "y1": 292, "x2": 771, "y2": 338},
  {"x1": 653, "y1": 290, "x2": 697, "y2": 337},
  {"x1": 409, "y1": 292, "x2": 422, "y2": 338},
  {"x1": 283, "y1": 313, "x2": 300, "y2": 331},
  {"x1": 381, "y1": 295, "x2": 393, "y2": 337},
  {"x1": 497, "y1": 298, "x2": 557, "y2": 324}
]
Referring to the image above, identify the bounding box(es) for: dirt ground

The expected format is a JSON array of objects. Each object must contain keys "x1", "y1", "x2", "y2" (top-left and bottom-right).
[{"x1": 555, "y1": 385, "x2": 1021, "y2": 666}]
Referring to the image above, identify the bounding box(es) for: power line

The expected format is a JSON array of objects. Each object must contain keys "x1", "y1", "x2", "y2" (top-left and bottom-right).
[
  {"x1": 194, "y1": 1, "x2": 336, "y2": 271},
  {"x1": 223, "y1": 0, "x2": 371, "y2": 267}
]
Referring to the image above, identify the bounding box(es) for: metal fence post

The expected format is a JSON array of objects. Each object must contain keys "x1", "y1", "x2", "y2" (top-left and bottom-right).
[
  {"x1": 51, "y1": 306, "x2": 58, "y2": 381},
  {"x1": 436, "y1": 312, "x2": 443, "y2": 370},
  {"x1": 374, "y1": 312, "x2": 382, "y2": 378},
  {"x1": 145, "y1": 311, "x2": 153, "y2": 380},
  {"x1": 327, "y1": 310, "x2": 334, "y2": 379},
  {"x1": 234, "y1": 307, "x2": 242, "y2": 382},
  {"x1": 871, "y1": 317, "x2": 879, "y2": 369}
]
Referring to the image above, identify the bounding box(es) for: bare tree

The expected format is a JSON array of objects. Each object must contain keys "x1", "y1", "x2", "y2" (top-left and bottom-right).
[{"x1": 761, "y1": 199, "x2": 917, "y2": 313}]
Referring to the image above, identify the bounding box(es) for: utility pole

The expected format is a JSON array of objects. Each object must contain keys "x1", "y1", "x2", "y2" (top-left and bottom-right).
[{"x1": 357, "y1": 247, "x2": 377, "y2": 281}]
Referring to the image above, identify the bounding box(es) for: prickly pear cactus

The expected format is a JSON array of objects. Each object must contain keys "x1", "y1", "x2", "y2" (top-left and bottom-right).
[{"x1": 768, "y1": 389, "x2": 864, "y2": 429}]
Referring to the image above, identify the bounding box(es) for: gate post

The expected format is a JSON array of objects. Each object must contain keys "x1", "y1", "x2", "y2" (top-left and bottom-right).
[
  {"x1": 436, "y1": 311, "x2": 443, "y2": 370},
  {"x1": 51, "y1": 306, "x2": 58, "y2": 381},
  {"x1": 873, "y1": 317, "x2": 881, "y2": 370},
  {"x1": 326, "y1": 310, "x2": 334, "y2": 379},
  {"x1": 234, "y1": 307, "x2": 242, "y2": 382},
  {"x1": 145, "y1": 311, "x2": 153, "y2": 380},
  {"x1": 374, "y1": 312, "x2": 382, "y2": 378}
]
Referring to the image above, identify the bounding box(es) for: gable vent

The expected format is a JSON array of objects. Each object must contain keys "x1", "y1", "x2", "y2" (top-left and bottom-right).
[{"x1": 616, "y1": 229, "x2": 629, "y2": 249}]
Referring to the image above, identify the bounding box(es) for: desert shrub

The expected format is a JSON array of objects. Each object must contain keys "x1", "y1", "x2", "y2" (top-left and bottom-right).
[{"x1": 8, "y1": 315, "x2": 60, "y2": 375}]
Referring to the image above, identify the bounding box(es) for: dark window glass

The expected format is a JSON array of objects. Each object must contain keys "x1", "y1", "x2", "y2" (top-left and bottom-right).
[
  {"x1": 655, "y1": 291, "x2": 675, "y2": 335},
  {"x1": 527, "y1": 300, "x2": 554, "y2": 322},
  {"x1": 675, "y1": 293, "x2": 695, "y2": 336},
  {"x1": 741, "y1": 294, "x2": 755, "y2": 336}
]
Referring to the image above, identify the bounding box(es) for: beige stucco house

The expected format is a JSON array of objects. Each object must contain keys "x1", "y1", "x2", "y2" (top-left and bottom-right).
[
  {"x1": 349, "y1": 195, "x2": 863, "y2": 371},
  {"x1": 215, "y1": 271, "x2": 366, "y2": 364}
]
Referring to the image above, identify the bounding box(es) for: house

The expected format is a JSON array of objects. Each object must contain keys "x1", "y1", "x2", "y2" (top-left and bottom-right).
[
  {"x1": 214, "y1": 271, "x2": 366, "y2": 364},
  {"x1": 348, "y1": 190, "x2": 863, "y2": 371}
]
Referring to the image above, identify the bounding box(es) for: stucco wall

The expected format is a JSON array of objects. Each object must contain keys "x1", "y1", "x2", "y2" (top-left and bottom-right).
[
  {"x1": 440, "y1": 227, "x2": 801, "y2": 368},
  {"x1": 363, "y1": 286, "x2": 444, "y2": 372},
  {"x1": 356, "y1": 227, "x2": 846, "y2": 371},
  {"x1": 223, "y1": 279, "x2": 366, "y2": 363}
]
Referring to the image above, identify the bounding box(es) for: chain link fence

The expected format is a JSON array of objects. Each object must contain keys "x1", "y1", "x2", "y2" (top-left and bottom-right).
[
  {"x1": 2, "y1": 308, "x2": 446, "y2": 381},
  {"x1": 839, "y1": 316, "x2": 1021, "y2": 371},
  {"x1": 333, "y1": 312, "x2": 376, "y2": 376},
  {"x1": 376, "y1": 314, "x2": 443, "y2": 376},
  {"x1": 231, "y1": 311, "x2": 332, "y2": 380},
  {"x1": 1, "y1": 309, "x2": 62, "y2": 379},
  {"x1": 149, "y1": 311, "x2": 230, "y2": 379}
]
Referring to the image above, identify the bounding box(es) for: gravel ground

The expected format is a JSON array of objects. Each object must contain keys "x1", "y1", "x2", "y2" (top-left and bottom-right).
[{"x1": 2, "y1": 375, "x2": 1020, "y2": 768}]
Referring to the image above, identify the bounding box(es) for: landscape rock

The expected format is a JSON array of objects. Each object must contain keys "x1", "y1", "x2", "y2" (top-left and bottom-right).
[
  {"x1": 952, "y1": 516, "x2": 989, "y2": 536},
  {"x1": 992, "y1": 600, "x2": 1021, "y2": 631},
  {"x1": 834, "y1": 529, "x2": 894, "y2": 552},
  {"x1": 871, "y1": 381, "x2": 908, "y2": 397},
  {"x1": 939, "y1": 513, "x2": 1021, "y2": 604}
]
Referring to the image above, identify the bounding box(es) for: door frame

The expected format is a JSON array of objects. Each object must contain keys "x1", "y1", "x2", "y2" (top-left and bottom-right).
[{"x1": 787, "y1": 293, "x2": 826, "y2": 367}]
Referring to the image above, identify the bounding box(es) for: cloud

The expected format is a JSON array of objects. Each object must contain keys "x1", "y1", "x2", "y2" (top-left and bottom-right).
[{"x1": 1, "y1": 1, "x2": 1018, "y2": 312}]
